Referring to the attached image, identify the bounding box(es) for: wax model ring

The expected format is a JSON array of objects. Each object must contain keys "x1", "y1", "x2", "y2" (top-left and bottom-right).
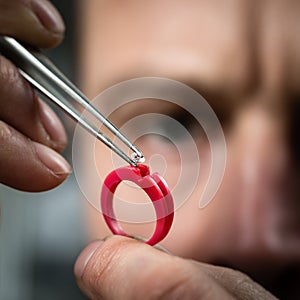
[{"x1": 101, "y1": 164, "x2": 174, "y2": 246}]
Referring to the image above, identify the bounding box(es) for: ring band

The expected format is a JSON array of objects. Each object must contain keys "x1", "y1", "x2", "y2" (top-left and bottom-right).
[{"x1": 101, "y1": 164, "x2": 174, "y2": 246}]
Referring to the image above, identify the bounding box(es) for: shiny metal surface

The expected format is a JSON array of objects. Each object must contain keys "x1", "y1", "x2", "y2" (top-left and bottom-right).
[{"x1": 0, "y1": 36, "x2": 144, "y2": 166}]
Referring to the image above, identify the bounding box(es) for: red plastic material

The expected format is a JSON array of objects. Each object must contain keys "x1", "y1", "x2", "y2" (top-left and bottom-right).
[{"x1": 101, "y1": 164, "x2": 174, "y2": 246}]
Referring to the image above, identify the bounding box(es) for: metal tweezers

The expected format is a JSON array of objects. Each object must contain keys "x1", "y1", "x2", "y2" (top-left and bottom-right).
[{"x1": 0, "y1": 36, "x2": 144, "y2": 166}]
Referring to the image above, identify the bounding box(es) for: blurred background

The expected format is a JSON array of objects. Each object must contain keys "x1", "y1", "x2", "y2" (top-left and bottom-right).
[{"x1": 0, "y1": 1, "x2": 88, "y2": 299}]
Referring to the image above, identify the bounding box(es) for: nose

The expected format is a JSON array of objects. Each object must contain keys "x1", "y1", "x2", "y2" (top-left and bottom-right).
[
  {"x1": 235, "y1": 102, "x2": 289, "y2": 187},
  {"x1": 230, "y1": 99, "x2": 300, "y2": 263}
]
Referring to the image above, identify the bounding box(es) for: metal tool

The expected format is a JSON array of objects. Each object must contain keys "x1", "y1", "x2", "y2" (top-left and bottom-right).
[{"x1": 0, "y1": 36, "x2": 144, "y2": 166}]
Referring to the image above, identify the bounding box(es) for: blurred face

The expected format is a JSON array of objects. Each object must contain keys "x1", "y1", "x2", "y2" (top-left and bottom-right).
[{"x1": 79, "y1": 0, "x2": 300, "y2": 288}]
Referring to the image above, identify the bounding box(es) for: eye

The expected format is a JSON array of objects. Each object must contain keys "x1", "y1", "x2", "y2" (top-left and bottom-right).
[
  {"x1": 107, "y1": 98, "x2": 218, "y2": 150},
  {"x1": 152, "y1": 109, "x2": 206, "y2": 144}
]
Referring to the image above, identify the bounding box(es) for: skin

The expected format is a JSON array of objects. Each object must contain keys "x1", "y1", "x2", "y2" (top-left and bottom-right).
[
  {"x1": 0, "y1": 0, "x2": 70, "y2": 191},
  {"x1": 0, "y1": 0, "x2": 298, "y2": 299},
  {"x1": 74, "y1": 236, "x2": 276, "y2": 299},
  {"x1": 75, "y1": 0, "x2": 300, "y2": 299}
]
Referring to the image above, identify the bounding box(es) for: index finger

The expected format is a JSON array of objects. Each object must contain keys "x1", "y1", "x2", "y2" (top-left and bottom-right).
[{"x1": 0, "y1": 56, "x2": 67, "y2": 152}]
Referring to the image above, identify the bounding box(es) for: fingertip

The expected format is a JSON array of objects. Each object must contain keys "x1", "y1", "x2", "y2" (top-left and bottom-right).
[
  {"x1": 29, "y1": 0, "x2": 66, "y2": 48},
  {"x1": 0, "y1": 0, "x2": 65, "y2": 49},
  {"x1": 74, "y1": 235, "x2": 192, "y2": 300},
  {"x1": 38, "y1": 100, "x2": 67, "y2": 152},
  {"x1": 0, "y1": 123, "x2": 71, "y2": 192},
  {"x1": 74, "y1": 240, "x2": 104, "y2": 279},
  {"x1": 31, "y1": 0, "x2": 65, "y2": 35},
  {"x1": 34, "y1": 142, "x2": 71, "y2": 176}
]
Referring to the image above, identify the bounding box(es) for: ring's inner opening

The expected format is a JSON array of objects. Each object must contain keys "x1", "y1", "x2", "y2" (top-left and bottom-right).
[{"x1": 113, "y1": 180, "x2": 157, "y2": 239}]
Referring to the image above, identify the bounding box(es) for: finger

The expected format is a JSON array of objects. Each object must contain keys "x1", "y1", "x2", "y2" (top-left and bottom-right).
[
  {"x1": 0, "y1": 0, "x2": 65, "y2": 48},
  {"x1": 0, "y1": 121, "x2": 71, "y2": 191},
  {"x1": 197, "y1": 263, "x2": 277, "y2": 300},
  {"x1": 74, "y1": 236, "x2": 234, "y2": 300},
  {"x1": 0, "y1": 56, "x2": 67, "y2": 152}
]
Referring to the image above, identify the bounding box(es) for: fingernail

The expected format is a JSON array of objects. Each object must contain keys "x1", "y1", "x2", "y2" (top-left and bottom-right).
[
  {"x1": 31, "y1": 0, "x2": 65, "y2": 33},
  {"x1": 130, "y1": 234, "x2": 147, "y2": 243},
  {"x1": 34, "y1": 142, "x2": 71, "y2": 175},
  {"x1": 39, "y1": 101, "x2": 67, "y2": 150},
  {"x1": 103, "y1": 235, "x2": 113, "y2": 241},
  {"x1": 130, "y1": 235, "x2": 172, "y2": 254},
  {"x1": 74, "y1": 240, "x2": 104, "y2": 278},
  {"x1": 154, "y1": 244, "x2": 173, "y2": 254}
]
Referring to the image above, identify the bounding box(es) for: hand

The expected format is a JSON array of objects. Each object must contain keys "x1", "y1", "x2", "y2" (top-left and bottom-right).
[
  {"x1": 74, "y1": 236, "x2": 277, "y2": 300},
  {"x1": 0, "y1": 0, "x2": 71, "y2": 191}
]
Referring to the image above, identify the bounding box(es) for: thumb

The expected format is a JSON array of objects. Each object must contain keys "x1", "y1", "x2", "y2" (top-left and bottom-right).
[{"x1": 74, "y1": 236, "x2": 234, "y2": 300}]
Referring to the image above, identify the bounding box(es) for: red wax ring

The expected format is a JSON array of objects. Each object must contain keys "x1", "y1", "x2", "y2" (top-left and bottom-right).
[{"x1": 100, "y1": 164, "x2": 174, "y2": 246}]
